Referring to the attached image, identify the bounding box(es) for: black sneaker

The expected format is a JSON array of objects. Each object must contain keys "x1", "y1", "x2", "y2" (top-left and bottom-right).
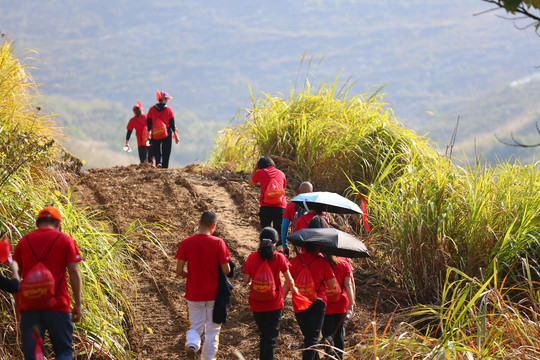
[{"x1": 187, "y1": 346, "x2": 197, "y2": 360}]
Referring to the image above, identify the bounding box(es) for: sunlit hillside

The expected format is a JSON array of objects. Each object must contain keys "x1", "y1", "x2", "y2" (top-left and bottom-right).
[{"x1": 2, "y1": 0, "x2": 539, "y2": 167}]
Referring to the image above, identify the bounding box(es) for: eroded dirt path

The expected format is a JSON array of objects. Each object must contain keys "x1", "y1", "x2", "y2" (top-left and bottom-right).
[{"x1": 73, "y1": 164, "x2": 391, "y2": 359}]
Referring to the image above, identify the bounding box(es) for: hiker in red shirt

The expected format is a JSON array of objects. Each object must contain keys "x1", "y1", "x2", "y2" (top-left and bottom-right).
[
  {"x1": 281, "y1": 181, "x2": 313, "y2": 256},
  {"x1": 125, "y1": 100, "x2": 152, "y2": 164},
  {"x1": 147, "y1": 90, "x2": 179, "y2": 168},
  {"x1": 176, "y1": 211, "x2": 231, "y2": 360},
  {"x1": 13, "y1": 206, "x2": 83, "y2": 360},
  {"x1": 243, "y1": 227, "x2": 298, "y2": 360},
  {"x1": 249, "y1": 156, "x2": 287, "y2": 246},
  {"x1": 322, "y1": 254, "x2": 355, "y2": 359},
  {"x1": 284, "y1": 216, "x2": 337, "y2": 360},
  {"x1": 294, "y1": 209, "x2": 328, "y2": 232}
]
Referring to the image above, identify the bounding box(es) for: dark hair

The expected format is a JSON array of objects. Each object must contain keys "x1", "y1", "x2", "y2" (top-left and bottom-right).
[
  {"x1": 200, "y1": 211, "x2": 218, "y2": 227},
  {"x1": 324, "y1": 253, "x2": 339, "y2": 268},
  {"x1": 308, "y1": 215, "x2": 329, "y2": 229},
  {"x1": 36, "y1": 218, "x2": 60, "y2": 226},
  {"x1": 257, "y1": 156, "x2": 275, "y2": 170},
  {"x1": 258, "y1": 227, "x2": 278, "y2": 260},
  {"x1": 133, "y1": 108, "x2": 142, "y2": 116}
]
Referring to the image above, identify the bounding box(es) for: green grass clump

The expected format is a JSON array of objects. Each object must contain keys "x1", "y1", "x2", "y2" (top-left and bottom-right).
[
  {"x1": 351, "y1": 156, "x2": 540, "y2": 303},
  {"x1": 0, "y1": 38, "x2": 149, "y2": 359},
  {"x1": 209, "y1": 78, "x2": 438, "y2": 193},
  {"x1": 348, "y1": 264, "x2": 540, "y2": 359}
]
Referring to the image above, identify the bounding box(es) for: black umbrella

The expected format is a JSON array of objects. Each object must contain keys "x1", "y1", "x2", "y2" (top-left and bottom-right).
[{"x1": 287, "y1": 228, "x2": 371, "y2": 258}]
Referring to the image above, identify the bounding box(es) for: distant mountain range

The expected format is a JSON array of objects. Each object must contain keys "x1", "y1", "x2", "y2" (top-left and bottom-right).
[{"x1": 2, "y1": 0, "x2": 539, "y2": 167}]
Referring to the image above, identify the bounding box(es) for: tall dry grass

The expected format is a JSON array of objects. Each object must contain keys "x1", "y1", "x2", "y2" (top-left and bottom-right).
[
  {"x1": 209, "y1": 77, "x2": 438, "y2": 193},
  {"x1": 0, "y1": 38, "x2": 162, "y2": 359}
]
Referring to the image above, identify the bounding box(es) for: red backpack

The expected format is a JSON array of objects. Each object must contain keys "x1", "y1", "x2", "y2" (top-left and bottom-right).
[
  {"x1": 295, "y1": 257, "x2": 319, "y2": 302},
  {"x1": 262, "y1": 170, "x2": 284, "y2": 205},
  {"x1": 325, "y1": 283, "x2": 344, "y2": 303},
  {"x1": 250, "y1": 260, "x2": 276, "y2": 302},
  {"x1": 151, "y1": 105, "x2": 169, "y2": 140},
  {"x1": 19, "y1": 234, "x2": 61, "y2": 311}
]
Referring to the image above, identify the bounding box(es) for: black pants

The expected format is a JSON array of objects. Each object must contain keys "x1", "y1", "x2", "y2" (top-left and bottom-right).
[
  {"x1": 322, "y1": 313, "x2": 348, "y2": 359},
  {"x1": 295, "y1": 299, "x2": 325, "y2": 360},
  {"x1": 253, "y1": 309, "x2": 282, "y2": 360},
  {"x1": 259, "y1": 206, "x2": 285, "y2": 245},
  {"x1": 137, "y1": 146, "x2": 148, "y2": 163},
  {"x1": 152, "y1": 135, "x2": 172, "y2": 168}
]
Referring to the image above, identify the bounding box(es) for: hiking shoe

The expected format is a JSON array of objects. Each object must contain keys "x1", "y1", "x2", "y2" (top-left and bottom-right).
[
  {"x1": 156, "y1": 163, "x2": 162, "y2": 168},
  {"x1": 187, "y1": 346, "x2": 197, "y2": 360}
]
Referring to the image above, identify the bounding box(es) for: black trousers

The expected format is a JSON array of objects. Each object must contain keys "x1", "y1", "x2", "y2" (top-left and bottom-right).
[
  {"x1": 137, "y1": 146, "x2": 148, "y2": 163},
  {"x1": 322, "y1": 313, "x2": 348, "y2": 359},
  {"x1": 295, "y1": 299, "x2": 325, "y2": 360},
  {"x1": 259, "y1": 206, "x2": 285, "y2": 245},
  {"x1": 253, "y1": 309, "x2": 282, "y2": 360},
  {"x1": 151, "y1": 135, "x2": 172, "y2": 168}
]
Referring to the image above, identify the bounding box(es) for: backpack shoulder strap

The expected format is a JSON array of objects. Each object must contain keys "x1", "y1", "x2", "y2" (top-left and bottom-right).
[{"x1": 27, "y1": 233, "x2": 62, "y2": 262}]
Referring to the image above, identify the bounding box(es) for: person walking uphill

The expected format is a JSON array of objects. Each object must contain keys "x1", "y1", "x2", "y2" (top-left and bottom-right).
[
  {"x1": 125, "y1": 100, "x2": 151, "y2": 164},
  {"x1": 147, "y1": 90, "x2": 179, "y2": 168},
  {"x1": 176, "y1": 211, "x2": 231, "y2": 360},
  {"x1": 243, "y1": 227, "x2": 299, "y2": 360},
  {"x1": 249, "y1": 156, "x2": 287, "y2": 245},
  {"x1": 13, "y1": 206, "x2": 83, "y2": 360}
]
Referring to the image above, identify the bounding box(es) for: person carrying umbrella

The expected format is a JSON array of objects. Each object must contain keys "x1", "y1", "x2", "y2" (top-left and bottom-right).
[
  {"x1": 280, "y1": 181, "x2": 313, "y2": 256},
  {"x1": 242, "y1": 228, "x2": 298, "y2": 360},
  {"x1": 249, "y1": 156, "x2": 287, "y2": 243},
  {"x1": 284, "y1": 218, "x2": 336, "y2": 360}
]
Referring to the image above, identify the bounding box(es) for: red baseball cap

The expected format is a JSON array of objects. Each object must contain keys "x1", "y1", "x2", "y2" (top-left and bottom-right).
[{"x1": 37, "y1": 206, "x2": 62, "y2": 221}]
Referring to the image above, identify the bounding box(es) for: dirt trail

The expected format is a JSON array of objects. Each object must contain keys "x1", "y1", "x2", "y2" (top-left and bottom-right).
[{"x1": 73, "y1": 164, "x2": 391, "y2": 359}]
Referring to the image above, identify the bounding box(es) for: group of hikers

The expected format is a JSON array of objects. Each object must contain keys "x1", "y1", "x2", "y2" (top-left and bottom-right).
[
  {"x1": 177, "y1": 156, "x2": 356, "y2": 360},
  {"x1": 0, "y1": 155, "x2": 357, "y2": 360},
  {"x1": 124, "y1": 90, "x2": 179, "y2": 168}
]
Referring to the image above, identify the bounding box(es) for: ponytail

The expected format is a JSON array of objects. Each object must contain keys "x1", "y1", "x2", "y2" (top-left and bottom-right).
[
  {"x1": 258, "y1": 239, "x2": 275, "y2": 260},
  {"x1": 258, "y1": 227, "x2": 278, "y2": 260}
]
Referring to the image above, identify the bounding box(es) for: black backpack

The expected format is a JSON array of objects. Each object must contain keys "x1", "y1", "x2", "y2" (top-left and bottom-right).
[{"x1": 292, "y1": 204, "x2": 307, "y2": 230}]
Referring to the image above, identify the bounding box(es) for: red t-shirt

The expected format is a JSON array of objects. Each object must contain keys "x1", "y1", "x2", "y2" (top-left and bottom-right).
[
  {"x1": 243, "y1": 251, "x2": 289, "y2": 312},
  {"x1": 325, "y1": 257, "x2": 353, "y2": 315},
  {"x1": 289, "y1": 252, "x2": 335, "y2": 304},
  {"x1": 175, "y1": 234, "x2": 231, "y2": 301},
  {"x1": 13, "y1": 228, "x2": 82, "y2": 313},
  {"x1": 127, "y1": 114, "x2": 149, "y2": 147},
  {"x1": 251, "y1": 167, "x2": 287, "y2": 208},
  {"x1": 282, "y1": 202, "x2": 296, "y2": 232},
  {"x1": 147, "y1": 105, "x2": 174, "y2": 133},
  {"x1": 294, "y1": 212, "x2": 328, "y2": 232}
]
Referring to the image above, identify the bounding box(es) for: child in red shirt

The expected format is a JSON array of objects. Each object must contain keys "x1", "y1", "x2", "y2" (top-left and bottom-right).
[
  {"x1": 176, "y1": 211, "x2": 231, "y2": 360},
  {"x1": 243, "y1": 228, "x2": 298, "y2": 360}
]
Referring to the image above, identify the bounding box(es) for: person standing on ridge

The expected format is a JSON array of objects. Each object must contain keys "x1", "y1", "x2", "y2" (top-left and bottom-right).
[
  {"x1": 147, "y1": 90, "x2": 179, "y2": 168},
  {"x1": 125, "y1": 100, "x2": 152, "y2": 164},
  {"x1": 176, "y1": 211, "x2": 231, "y2": 360},
  {"x1": 13, "y1": 206, "x2": 83, "y2": 360},
  {"x1": 249, "y1": 156, "x2": 287, "y2": 246}
]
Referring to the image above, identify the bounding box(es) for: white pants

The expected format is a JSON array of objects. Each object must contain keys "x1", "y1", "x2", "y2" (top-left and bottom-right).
[{"x1": 186, "y1": 300, "x2": 222, "y2": 360}]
